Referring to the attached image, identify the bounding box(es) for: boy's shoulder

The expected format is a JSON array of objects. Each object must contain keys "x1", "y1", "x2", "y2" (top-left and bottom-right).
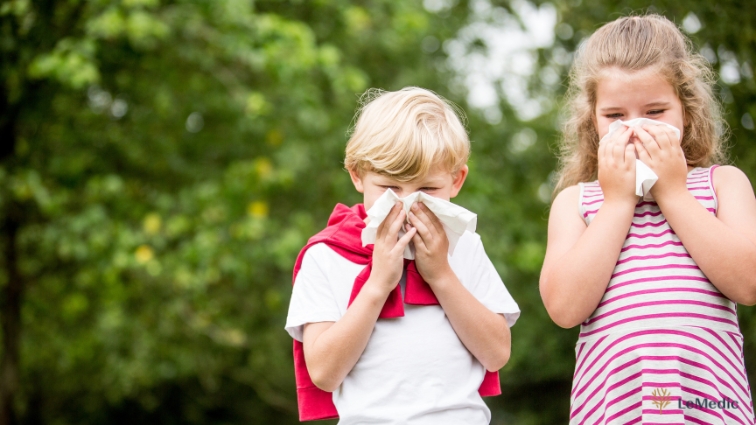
[{"x1": 449, "y1": 230, "x2": 485, "y2": 263}]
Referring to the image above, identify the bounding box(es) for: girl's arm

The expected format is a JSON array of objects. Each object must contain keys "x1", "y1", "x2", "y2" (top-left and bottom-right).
[
  {"x1": 540, "y1": 127, "x2": 638, "y2": 328},
  {"x1": 302, "y1": 204, "x2": 416, "y2": 392},
  {"x1": 539, "y1": 186, "x2": 635, "y2": 328},
  {"x1": 408, "y1": 203, "x2": 510, "y2": 372},
  {"x1": 635, "y1": 126, "x2": 756, "y2": 305}
]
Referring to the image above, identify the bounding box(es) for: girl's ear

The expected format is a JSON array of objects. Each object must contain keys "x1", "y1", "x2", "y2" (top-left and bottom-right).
[
  {"x1": 450, "y1": 165, "x2": 469, "y2": 198},
  {"x1": 348, "y1": 168, "x2": 365, "y2": 193}
]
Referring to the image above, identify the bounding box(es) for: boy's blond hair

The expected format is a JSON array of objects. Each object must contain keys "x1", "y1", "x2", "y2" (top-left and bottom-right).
[
  {"x1": 555, "y1": 14, "x2": 728, "y2": 194},
  {"x1": 345, "y1": 87, "x2": 470, "y2": 182}
]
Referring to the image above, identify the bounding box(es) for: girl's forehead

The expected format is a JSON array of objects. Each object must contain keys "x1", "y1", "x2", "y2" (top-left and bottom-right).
[
  {"x1": 598, "y1": 66, "x2": 668, "y2": 85},
  {"x1": 596, "y1": 68, "x2": 676, "y2": 103}
]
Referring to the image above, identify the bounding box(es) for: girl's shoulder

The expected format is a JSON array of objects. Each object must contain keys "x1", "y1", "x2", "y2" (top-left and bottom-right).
[
  {"x1": 712, "y1": 165, "x2": 756, "y2": 213},
  {"x1": 549, "y1": 184, "x2": 587, "y2": 227},
  {"x1": 712, "y1": 165, "x2": 753, "y2": 192}
]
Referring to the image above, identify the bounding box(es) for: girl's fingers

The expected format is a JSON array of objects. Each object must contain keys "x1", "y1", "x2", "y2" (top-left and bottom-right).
[
  {"x1": 611, "y1": 130, "x2": 628, "y2": 165},
  {"x1": 633, "y1": 126, "x2": 660, "y2": 157},
  {"x1": 633, "y1": 140, "x2": 652, "y2": 164},
  {"x1": 613, "y1": 127, "x2": 634, "y2": 164},
  {"x1": 624, "y1": 143, "x2": 637, "y2": 170},
  {"x1": 643, "y1": 125, "x2": 670, "y2": 149}
]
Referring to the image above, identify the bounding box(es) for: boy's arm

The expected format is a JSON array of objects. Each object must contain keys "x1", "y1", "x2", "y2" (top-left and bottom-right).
[
  {"x1": 302, "y1": 203, "x2": 416, "y2": 392},
  {"x1": 408, "y1": 203, "x2": 511, "y2": 371}
]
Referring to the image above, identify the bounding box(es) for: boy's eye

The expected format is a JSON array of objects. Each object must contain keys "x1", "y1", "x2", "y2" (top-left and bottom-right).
[{"x1": 420, "y1": 187, "x2": 437, "y2": 191}]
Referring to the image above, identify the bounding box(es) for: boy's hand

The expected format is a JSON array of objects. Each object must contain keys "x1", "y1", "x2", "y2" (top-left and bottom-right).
[
  {"x1": 633, "y1": 125, "x2": 688, "y2": 199},
  {"x1": 407, "y1": 202, "x2": 451, "y2": 284},
  {"x1": 369, "y1": 202, "x2": 417, "y2": 295}
]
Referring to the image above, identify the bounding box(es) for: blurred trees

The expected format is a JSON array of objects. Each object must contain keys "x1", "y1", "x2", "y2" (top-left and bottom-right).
[{"x1": 0, "y1": 0, "x2": 754, "y2": 424}]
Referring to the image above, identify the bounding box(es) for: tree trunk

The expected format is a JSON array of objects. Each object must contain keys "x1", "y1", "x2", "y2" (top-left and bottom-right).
[{"x1": 0, "y1": 213, "x2": 21, "y2": 425}]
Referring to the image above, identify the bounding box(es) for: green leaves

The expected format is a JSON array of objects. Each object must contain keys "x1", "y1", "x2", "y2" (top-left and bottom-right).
[{"x1": 28, "y1": 38, "x2": 100, "y2": 88}]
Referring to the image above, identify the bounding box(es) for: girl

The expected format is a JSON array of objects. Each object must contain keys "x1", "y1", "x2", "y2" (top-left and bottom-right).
[{"x1": 540, "y1": 14, "x2": 756, "y2": 424}]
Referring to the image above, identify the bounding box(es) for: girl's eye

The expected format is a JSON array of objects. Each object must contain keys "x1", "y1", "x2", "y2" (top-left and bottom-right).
[
  {"x1": 648, "y1": 109, "x2": 664, "y2": 115},
  {"x1": 606, "y1": 113, "x2": 622, "y2": 119}
]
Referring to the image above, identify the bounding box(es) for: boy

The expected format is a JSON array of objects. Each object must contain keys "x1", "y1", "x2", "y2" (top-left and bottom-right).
[{"x1": 285, "y1": 87, "x2": 520, "y2": 424}]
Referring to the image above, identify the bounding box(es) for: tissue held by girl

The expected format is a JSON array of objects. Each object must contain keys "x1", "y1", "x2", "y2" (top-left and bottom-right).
[
  {"x1": 540, "y1": 14, "x2": 756, "y2": 424},
  {"x1": 285, "y1": 87, "x2": 520, "y2": 423}
]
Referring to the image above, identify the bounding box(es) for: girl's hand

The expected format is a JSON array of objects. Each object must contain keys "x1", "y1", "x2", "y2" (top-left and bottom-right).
[
  {"x1": 369, "y1": 202, "x2": 417, "y2": 295},
  {"x1": 598, "y1": 126, "x2": 638, "y2": 207},
  {"x1": 407, "y1": 202, "x2": 451, "y2": 284},
  {"x1": 633, "y1": 125, "x2": 688, "y2": 199}
]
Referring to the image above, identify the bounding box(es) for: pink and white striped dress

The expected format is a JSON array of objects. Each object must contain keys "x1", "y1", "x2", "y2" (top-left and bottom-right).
[{"x1": 571, "y1": 166, "x2": 754, "y2": 424}]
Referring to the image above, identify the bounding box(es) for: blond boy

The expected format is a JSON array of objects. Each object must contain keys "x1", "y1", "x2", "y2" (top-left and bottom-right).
[{"x1": 285, "y1": 87, "x2": 520, "y2": 424}]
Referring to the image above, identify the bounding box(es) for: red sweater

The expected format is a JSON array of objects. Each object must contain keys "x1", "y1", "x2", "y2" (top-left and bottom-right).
[{"x1": 291, "y1": 203, "x2": 501, "y2": 421}]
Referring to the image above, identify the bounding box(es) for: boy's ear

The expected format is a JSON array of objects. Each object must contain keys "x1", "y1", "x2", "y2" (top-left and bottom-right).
[
  {"x1": 449, "y1": 165, "x2": 468, "y2": 198},
  {"x1": 348, "y1": 168, "x2": 365, "y2": 193}
]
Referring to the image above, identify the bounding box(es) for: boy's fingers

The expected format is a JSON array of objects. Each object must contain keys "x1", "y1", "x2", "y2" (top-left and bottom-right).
[
  {"x1": 395, "y1": 227, "x2": 416, "y2": 252},
  {"x1": 412, "y1": 203, "x2": 443, "y2": 235},
  {"x1": 410, "y1": 231, "x2": 427, "y2": 255},
  {"x1": 418, "y1": 203, "x2": 445, "y2": 234},
  {"x1": 408, "y1": 210, "x2": 432, "y2": 241},
  {"x1": 378, "y1": 202, "x2": 403, "y2": 238},
  {"x1": 384, "y1": 209, "x2": 406, "y2": 242}
]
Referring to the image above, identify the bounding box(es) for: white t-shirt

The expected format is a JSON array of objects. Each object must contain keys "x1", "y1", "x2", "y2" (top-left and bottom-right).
[{"x1": 285, "y1": 231, "x2": 520, "y2": 425}]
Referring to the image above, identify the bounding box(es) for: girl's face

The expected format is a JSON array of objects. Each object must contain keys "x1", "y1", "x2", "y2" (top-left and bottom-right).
[{"x1": 594, "y1": 67, "x2": 685, "y2": 143}]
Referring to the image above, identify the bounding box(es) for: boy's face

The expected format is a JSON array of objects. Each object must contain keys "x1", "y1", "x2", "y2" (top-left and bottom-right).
[{"x1": 348, "y1": 165, "x2": 469, "y2": 211}]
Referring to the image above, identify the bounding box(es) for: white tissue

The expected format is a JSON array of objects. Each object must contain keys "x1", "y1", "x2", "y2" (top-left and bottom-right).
[
  {"x1": 361, "y1": 189, "x2": 477, "y2": 260},
  {"x1": 599, "y1": 118, "x2": 681, "y2": 201}
]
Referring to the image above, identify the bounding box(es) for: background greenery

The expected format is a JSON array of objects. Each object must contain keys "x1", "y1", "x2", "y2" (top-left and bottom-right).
[{"x1": 0, "y1": 0, "x2": 753, "y2": 424}]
